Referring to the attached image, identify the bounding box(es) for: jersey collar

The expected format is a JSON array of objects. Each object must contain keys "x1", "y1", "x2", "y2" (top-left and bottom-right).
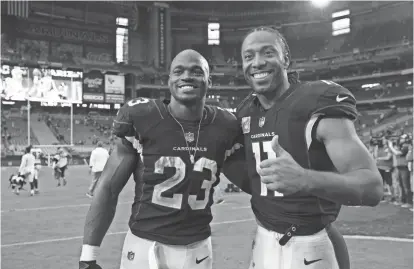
[
  {"x1": 252, "y1": 82, "x2": 301, "y2": 111},
  {"x1": 159, "y1": 99, "x2": 215, "y2": 125}
]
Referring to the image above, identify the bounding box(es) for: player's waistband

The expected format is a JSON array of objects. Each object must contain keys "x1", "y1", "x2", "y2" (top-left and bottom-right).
[
  {"x1": 256, "y1": 218, "x2": 326, "y2": 236},
  {"x1": 126, "y1": 229, "x2": 212, "y2": 249}
]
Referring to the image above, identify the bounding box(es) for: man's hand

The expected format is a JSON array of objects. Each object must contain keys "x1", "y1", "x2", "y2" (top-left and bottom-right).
[
  {"x1": 258, "y1": 135, "x2": 307, "y2": 195},
  {"x1": 79, "y1": 261, "x2": 102, "y2": 269}
]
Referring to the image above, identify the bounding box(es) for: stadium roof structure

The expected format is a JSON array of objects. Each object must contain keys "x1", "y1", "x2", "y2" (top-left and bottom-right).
[
  {"x1": 168, "y1": 1, "x2": 398, "y2": 15},
  {"x1": 169, "y1": 1, "x2": 288, "y2": 13}
]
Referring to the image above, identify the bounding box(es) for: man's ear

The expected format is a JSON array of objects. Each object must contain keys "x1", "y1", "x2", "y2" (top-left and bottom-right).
[
  {"x1": 208, "y1": 75, "x2": 212, "y2": 88},
  {"x1": 283, "y1": 54, "x2": 290, "y2": 69}
]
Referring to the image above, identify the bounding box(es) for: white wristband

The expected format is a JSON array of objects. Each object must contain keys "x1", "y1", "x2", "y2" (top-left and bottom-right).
[{"x1": 80, "y1": 244, "x2": 99, "y2": 261}]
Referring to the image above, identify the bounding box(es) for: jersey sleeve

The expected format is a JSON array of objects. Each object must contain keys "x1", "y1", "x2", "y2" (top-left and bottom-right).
[
  {"x1": 112, "y1": 103, "x2": 140, "y2": 152},
  {"x1": 311, "y1": 82, "x2": 358, "y2": 121}
]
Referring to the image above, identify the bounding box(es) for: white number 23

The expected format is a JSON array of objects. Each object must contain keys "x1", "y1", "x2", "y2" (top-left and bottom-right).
[{"x1": 152, "y1": 156, "x2": 218, "y2": 210}]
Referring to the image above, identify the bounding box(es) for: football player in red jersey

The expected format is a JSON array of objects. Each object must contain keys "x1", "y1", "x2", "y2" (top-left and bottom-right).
[
  {"x1": 224, "y1": 26, "x2": 383, "y2": 269},
  {"x1": 79, "y1": 49, "x2": 242, "y2": 269}
]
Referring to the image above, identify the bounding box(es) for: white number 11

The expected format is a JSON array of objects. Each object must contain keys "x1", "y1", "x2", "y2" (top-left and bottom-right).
[{"x1": 252, "y1": 141, "x2": 284, "y2": 197}]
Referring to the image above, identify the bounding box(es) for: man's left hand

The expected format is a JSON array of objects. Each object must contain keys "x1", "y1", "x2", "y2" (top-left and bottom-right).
[{"x1": 258, "y1": 135, "x2": 308, "y2": 195}]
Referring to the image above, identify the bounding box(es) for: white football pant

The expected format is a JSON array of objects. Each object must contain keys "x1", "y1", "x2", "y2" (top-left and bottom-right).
[
  {"x1": 34, "y1": 164, "x2": 41, "y2": 179},
  {"x1": 120, "y1": 229, "x2": 212, "y2": 269},
  {"x1": 249, "y1": 224, "x2": 340, "y2": 269}
]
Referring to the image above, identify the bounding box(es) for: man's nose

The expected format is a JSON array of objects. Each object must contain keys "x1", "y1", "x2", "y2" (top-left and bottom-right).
[
  {"x1": 180, "y1": 71, "x2": 194, "y2": 81},
  {"x1": 252, "y1": 54, "x2": 266, "y2": 69}
]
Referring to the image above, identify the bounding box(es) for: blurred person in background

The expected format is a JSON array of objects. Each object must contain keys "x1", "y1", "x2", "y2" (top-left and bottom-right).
[
  {"x1": 387, "y1": 134, "x2": 412, "y2": 208},
  {"x1": 27, "y1": 68, "x2": 44, "y2": 98},
  {"x1": 18, "y1": 145, "x2": 36, "y2": 196},
  {"x1": 87, "y1": 141, "x2": 109, "y2": 198},
  {"x1": 53, "y1": 147, "x2": 70, "y2": 187},
  {"x1": 31, "y1": 147, "x2": 42, "y2": 194},
  {"x1": 376, "y1": 137, "x2": 394, "y2": 201},
  {"x1": 406, "y1": 141, "x2": 413, "y2": 212},
  {"x1": 4, "y1": 67, "x2": 28, "y2": 100}
]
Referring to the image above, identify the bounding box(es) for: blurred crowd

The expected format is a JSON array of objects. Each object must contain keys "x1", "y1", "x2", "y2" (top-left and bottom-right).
[{"x1": 371, "y1": 133, "x2": 413, "y2": 211}]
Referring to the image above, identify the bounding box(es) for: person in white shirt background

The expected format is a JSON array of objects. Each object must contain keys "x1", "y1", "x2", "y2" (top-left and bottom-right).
[
  {"x1": 55, "y1": 147, "x2": 70, "y2": 186},
  {"x1": 19, "y1": 145, "x2": 37, "y2": 196},
  {"x1": 87, "y1": 141, "x2": 109, "y2": 198},
  {"x1": 31, "y1": 147, "x2": 43, "y2": 193}
]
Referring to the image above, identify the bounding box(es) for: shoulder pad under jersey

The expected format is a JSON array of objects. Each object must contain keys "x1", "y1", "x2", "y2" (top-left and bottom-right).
[
  {"x1": 299, "y1": 80, "x2": 358, "y2": 120},
  {"x1": 112, "y1": 98, "x2": 164, "y2": 138},
  {"x1": 210, "y1": 106, "x2": 239, "y2": 131}
]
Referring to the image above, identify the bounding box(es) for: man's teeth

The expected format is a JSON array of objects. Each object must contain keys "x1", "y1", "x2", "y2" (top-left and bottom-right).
[
  {"x1": 253, "y1": 72, "x2": 270, "y2": 79},
  {"x1": 180, "y1": 85, "x2": 194, "y2": 89}
]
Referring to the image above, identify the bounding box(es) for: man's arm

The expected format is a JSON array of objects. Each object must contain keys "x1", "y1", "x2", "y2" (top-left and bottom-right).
[
  {"x1": 89, "y1": 150, "x2": 95, "y2": 171},
  {"x1": 376, "y1": 151, "x2": 392, "y2": 161},
  {"x1": 80, "y1": 139, "x2": 138, "y2": 261},
  {"x1": 387, "y1": 142, "x2": 402, "y2": 156},
  {"x1": 222, "y1": 146, "x2": 251, "y2": 194},
  {"x1": 307, "y1": 118, "x2": 383, "y2": 206}
]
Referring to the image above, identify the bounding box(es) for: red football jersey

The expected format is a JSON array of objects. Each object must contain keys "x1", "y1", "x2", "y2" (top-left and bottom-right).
[
  {"x1": 112, "y1": 98, "x2": 241, "y2": 245},
  {"x1": 236, "y1": 80, "x2": 358, "y2": 230}
]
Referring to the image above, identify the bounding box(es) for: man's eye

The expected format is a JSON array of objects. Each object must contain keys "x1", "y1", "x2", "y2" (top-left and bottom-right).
[
  {"x1": 193, "y1": 70, "x2": 204, "y2": 76},
  {"x1": 244, "y1": 55, "x2": 252, "y2": 60},
  {"x1": 173, "y1": 70, "x2": 182, "y2": 75}
]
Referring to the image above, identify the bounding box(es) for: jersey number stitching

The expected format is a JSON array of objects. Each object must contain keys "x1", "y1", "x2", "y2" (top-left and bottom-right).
[
  {"x1": 320, "y1": 80, "x2": 340, "y2": 87},
  {"x1": 152, "y1": 156, "x2": 218, "y2": 210},
  {"x1": 252, "y1": 141, "x2": 283, "y2": 197},
  {"x1": 128, "y1": 98, "x2": 149, "y2": 106}
]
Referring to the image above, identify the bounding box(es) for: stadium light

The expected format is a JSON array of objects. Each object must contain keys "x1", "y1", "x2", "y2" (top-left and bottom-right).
[{"x1": 311, "y1": 0, "x2": 331, "y2": 8}]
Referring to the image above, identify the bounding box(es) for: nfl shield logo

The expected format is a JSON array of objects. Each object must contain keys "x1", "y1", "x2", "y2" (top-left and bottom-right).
[
  {"x1": 242, "y1": 117, "x2": 251, "y2": 134},
  {"x1": 258, "y1": 117, "x2": 266, "y2": 127},
  {"x1": 184, "y1": 132, "x2": 195, "y2": 143},
  {"x1": 127, "y1": 251, "x2": 135, "y2": 261}
]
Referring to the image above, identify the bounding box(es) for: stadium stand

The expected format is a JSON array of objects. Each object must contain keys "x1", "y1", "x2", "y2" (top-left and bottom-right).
[{"x1": 1, "y1": 1, "x2": 412, "y2": 161}]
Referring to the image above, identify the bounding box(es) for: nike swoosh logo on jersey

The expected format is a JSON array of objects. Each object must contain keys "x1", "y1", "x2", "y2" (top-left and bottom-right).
[
  {"x1": 304, "y1": 258, "x2": 322, "y2": 265},
  {"x1": 336, "y1": 95, "x2": 348, "y2": 102},
  {"x1": 196, "y1": 256, "x2": 209, "y2": 264}
]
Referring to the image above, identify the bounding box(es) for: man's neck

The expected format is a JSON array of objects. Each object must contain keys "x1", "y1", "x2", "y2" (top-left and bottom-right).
[
  {"x1": 168, "y1": 98, "x2": 205, "y2": 121},
  {"x1": 257, "y1": 81, "x2": 291, "y2": 110}
]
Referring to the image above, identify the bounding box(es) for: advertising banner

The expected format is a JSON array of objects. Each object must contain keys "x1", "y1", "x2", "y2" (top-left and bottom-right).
[
  {"x1": 82, "y1": 45, "x2": 115, "y2": 65},
  {"x1": 105, "y1": 94, "x2": 125, "y2": 103},
  {"x1": 1, "y1": 64, "x2": 83, "y2": 103},
  {"x1": 104, "y1": 74, "x2": 125, "y2": 94},
  {"x1": 104, "y1": 74, "x2": 125, "y2": 103},
  {"x1": 15, "y1": 20, "x2": 115, "y2": 47},
  {"x1": 82, "y1": 70, "x2": 105, "y2": 102}
]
